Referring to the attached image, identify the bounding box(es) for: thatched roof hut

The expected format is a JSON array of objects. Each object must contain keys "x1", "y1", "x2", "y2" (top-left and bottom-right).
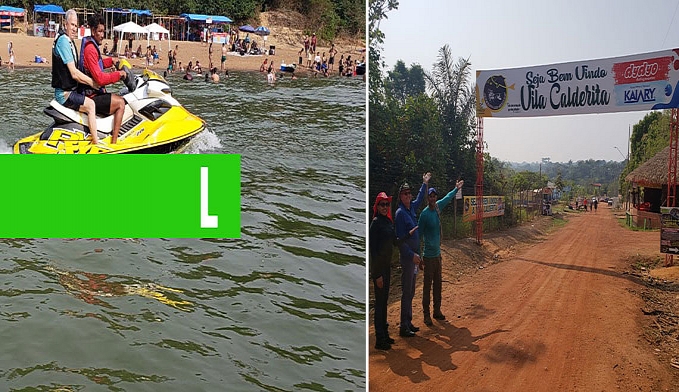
[{"x1": 625, "y1": 146, "x2": 670, "y2": 188}]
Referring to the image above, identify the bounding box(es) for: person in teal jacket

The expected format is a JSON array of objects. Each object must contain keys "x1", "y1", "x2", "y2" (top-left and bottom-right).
[{"x1": 418, "y1": 179, "x2": 464, "y2": 326}]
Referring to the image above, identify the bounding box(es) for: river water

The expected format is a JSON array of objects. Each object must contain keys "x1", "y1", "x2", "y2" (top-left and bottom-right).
[{"x1": 0, "y1": 69, "x2": 366, "y2": 391}]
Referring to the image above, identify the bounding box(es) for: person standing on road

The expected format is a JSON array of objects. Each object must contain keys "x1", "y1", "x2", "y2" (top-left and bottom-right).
[
  {"x1": 594, "y1": 198, "x2": 598, "y2": 212},
  {"x1": 370, "y1": 192, "x2": 418, "y2": 350},
  {"x1": 418, "y1": 179, "x2": 464, "y2": 326},
  {"x1": 395, "y1": 173, "x2": 430, "y2": 338}
]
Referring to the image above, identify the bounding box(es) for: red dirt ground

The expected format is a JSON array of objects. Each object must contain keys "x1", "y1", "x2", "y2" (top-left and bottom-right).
[{"x1": 369, "y1": 206, "x2": 679, "y2": 391}]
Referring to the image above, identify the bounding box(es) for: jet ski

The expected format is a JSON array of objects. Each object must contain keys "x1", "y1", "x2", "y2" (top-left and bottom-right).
[
  {"x1": 280, "y1": 63, "x2": 296, "y2": 73},
  {"x1": 13, "y1": 61, "x2": 205, "y2": 154},
  {"x1": 355, "y1": 62, "x2": 366, "y2": 76}
]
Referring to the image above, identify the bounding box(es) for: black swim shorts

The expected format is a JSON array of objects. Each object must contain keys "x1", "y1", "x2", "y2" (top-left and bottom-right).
[
  {"x1": 63, "y1": 91, "x2": 86, "y2": 110},
  {"x1": 91, "y1": 93, "x2": 113, "y2": 116}
]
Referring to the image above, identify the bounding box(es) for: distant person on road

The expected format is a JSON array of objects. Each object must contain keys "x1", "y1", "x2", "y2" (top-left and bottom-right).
[
  {"x1": 594, "y1": 198, "x2": 598, "y2": 212},
  {"x1": 583, "y1": 198, "x2": 588, "y2": 212},
  {"x1": 418, "y1": 179, "x2": 464, "y2": 326},
  {"x1": 395, "y1": 173, "x2": 430, "y2": 338}
]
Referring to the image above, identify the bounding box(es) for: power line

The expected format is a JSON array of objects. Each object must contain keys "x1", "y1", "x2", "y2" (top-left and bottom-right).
[{"x1": 662, "y1": 0, "x2": 679, "y2": 47}]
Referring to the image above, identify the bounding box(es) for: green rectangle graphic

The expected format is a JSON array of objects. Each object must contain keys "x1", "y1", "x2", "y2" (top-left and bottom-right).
[{"x1": 0, "y1": 154, "x2": 241, "y2": 238}]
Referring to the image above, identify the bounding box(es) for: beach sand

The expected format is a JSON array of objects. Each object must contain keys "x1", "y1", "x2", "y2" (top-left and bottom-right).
[{"x1": 0, "y1": 12, "x2": 365, "y2": 77}]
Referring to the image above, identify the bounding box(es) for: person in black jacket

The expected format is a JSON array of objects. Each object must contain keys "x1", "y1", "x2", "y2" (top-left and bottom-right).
[{"x1": 370, "y1": 191, "x2": 417, "y2": 350}]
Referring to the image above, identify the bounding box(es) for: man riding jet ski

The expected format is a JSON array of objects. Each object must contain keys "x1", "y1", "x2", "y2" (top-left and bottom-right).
[
  {"x1": 13, "y1": 12, "x2": 205, "y2": 154},
  {"x1": 78, "y1": 14, "x2": 129, "y2": 145}
]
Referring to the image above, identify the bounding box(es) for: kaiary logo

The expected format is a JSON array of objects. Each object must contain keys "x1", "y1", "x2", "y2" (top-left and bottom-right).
[{"x1": 624, "y1": 87, "x2": 656, "y2": 103}]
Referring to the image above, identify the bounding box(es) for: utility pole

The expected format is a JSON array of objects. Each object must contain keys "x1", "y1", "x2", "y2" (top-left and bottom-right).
[{"x1": 628, "y1": 125, "x2": 630, "y2": 162}]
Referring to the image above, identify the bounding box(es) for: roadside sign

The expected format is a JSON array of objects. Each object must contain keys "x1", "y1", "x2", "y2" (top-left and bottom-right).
[
  {"x1": 462, "y1": 196, "x2": 505, "y2": 222},
  {"x1": 660, "y1": 207, "x2": 679, "y2": 254}
]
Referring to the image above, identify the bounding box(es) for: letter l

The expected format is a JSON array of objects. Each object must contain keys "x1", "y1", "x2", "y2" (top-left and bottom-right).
[{"x1": 201, "y1": 167, "x2": 218, "y2": 228}]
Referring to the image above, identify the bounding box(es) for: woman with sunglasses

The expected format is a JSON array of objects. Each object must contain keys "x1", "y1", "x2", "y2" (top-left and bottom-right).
[{"x1": 370, "y1": 191, "x2": 418, "y2": 350}]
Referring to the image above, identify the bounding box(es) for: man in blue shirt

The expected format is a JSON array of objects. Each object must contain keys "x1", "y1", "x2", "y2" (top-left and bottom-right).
[
  {"x1": 394, "y1": 172, "x2": 430, "y2": 337},
  {"x1": 418, "y1": 179, "x2": 464, "y2": 326}
]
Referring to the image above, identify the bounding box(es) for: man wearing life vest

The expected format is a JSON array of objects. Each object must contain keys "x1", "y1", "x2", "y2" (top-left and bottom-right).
[
  {"x1": 78, "y1": 14, "x2": 127, "y2": 144},
  {"x1": 52, "y1": 9, "x2": 100, "y2": 144}
]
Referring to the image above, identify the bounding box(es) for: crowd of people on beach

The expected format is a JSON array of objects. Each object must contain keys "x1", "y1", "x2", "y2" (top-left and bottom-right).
[
  {"x1": 2, "y1": 13, "x2": 366, "y2": 86},
  {"x1": 298, "y1": 37, "x2": 364, "y2": 78}
]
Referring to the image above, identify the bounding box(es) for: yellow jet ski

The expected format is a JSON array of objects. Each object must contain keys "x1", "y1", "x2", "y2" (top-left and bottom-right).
[{"x1": 14, "y1": 62, "x2": 205, "y2": 154}]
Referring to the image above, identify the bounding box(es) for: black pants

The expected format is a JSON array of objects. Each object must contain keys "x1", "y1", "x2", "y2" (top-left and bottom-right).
[
  {"x1": 373, "y1": 268, "x2": 390, "y2": 341},
  {"x1": 422, "y1": 256, "x2": 442, "y2": 315}
]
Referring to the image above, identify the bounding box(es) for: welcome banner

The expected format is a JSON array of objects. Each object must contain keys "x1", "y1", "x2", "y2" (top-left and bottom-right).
[
  {"x1": 463, "y1": 196, "x2": 505, "y2": 222},
  {"x1": 476, "y1": 49, "x2": 679, "y2": 117}
]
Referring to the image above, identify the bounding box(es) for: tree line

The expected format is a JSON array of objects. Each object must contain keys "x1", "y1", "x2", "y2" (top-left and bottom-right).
[
  {"x1": 3, "y1": 0, "x2": 364, "y2": 41},
  {"x1": 618, "y1": 110, "x2": 671, "y2": 196},
  {"x1": 369, "y1": 0, "x2": 477, "y2": 203}
]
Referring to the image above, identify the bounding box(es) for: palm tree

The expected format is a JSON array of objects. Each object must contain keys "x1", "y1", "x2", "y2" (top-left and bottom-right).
[{"x1": 423, "y1": 44, "x2": 477, "y2": 184}]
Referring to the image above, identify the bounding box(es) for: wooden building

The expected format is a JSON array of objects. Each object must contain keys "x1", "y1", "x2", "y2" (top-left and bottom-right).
[{"x1": 624, "y1": 146, "x2": 671, "y2": 229}]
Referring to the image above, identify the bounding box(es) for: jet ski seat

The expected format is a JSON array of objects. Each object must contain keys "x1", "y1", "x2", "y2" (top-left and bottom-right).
[{"x1": 47, "y1": 99, "x2": 133, "y2": 135}]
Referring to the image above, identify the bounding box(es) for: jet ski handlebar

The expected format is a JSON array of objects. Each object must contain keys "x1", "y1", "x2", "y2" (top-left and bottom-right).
[
  {"x1": 122, "y1": 65, "x2": 136, "y2": 92},
  {"x1": 115, "y1": 59, "x2": 136, "y2": 93}
]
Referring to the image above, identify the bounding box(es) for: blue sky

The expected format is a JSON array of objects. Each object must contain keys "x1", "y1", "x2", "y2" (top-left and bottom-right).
[{"x1": 378, "y1": 0, "x2": 679, "y2": 163}]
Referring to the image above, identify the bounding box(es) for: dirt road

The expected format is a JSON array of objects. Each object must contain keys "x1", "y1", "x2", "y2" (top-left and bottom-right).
[{"x1": 369, "y1": 208, "x2": 679, "y2": 391}]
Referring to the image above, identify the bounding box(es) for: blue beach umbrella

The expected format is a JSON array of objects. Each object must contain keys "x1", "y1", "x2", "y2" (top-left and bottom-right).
[
  {"x1": 254, "y1": 26, "x2": 270, "y2": 36},
  {"x1": 238, "y1": 24, "x2": 255, "y2": 33}
]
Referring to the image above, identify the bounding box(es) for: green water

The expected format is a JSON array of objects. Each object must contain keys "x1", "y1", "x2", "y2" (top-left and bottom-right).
[{"x1": 0, "y1": 69, "x2": 366, "y2": 391}]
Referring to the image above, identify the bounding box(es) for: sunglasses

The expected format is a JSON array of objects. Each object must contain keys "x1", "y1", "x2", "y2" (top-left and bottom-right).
[
  {"x1": 378, "y1": 202, "x2": 390, "y2": 207},
  {"x1": 401, "y1": 191, "x2": 411, "y2": 196}
]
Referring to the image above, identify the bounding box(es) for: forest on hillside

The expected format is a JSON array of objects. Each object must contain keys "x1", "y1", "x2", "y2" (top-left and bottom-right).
[
  {"x1": 1, "y1": 0, "x2": 364, "y2": 40},
  {"x1": 511, "y1": 160, "x2": 626, "y2": 198}
]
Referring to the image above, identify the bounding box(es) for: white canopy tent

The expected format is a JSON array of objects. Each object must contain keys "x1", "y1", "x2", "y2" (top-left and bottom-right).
[
  {"x1": 112, "y1": 21, "x2": 148, "y2": 55},
  {"x1": 145, "y1": 23, "x2": 170, "y2": 52}
]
